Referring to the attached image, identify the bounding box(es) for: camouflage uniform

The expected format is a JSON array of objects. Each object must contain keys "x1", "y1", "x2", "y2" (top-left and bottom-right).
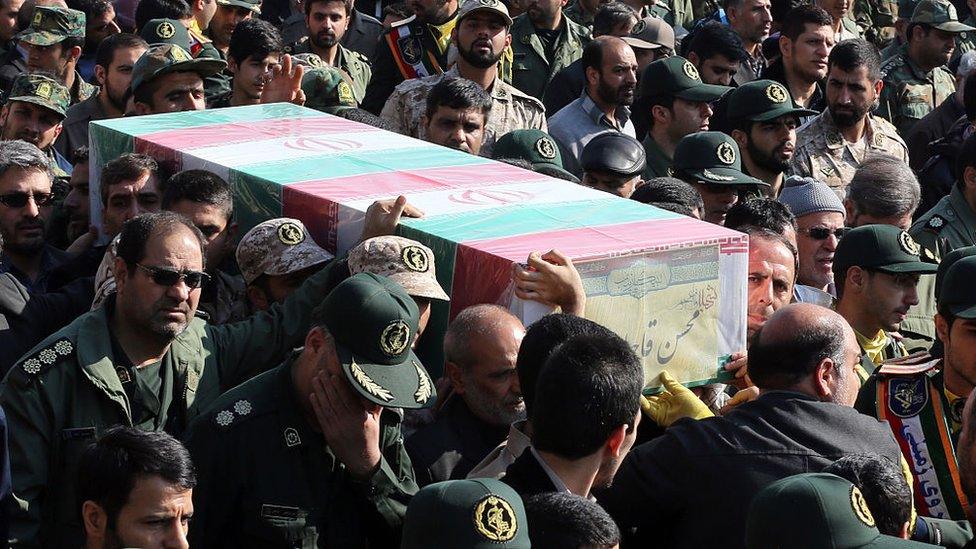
[
  {"x1": 7, "y1": 73, "x2": 71, "y2": 178},
  {"x1": 300, "y1": 66, "x2": 361, "y2": 113},
  {"x1": 853, "y1": 0, "x2": 897, "y2": 46},
  {"x1": 509, "y1": 13, "x2": 591, "y2": 101},
  {"x1": 285, "y1": 39, "x2": 372, "y2": 103},
  {"x1": 790, "y1": 108, "x2": 908, "y2": 198},
  {"x1": 11, "y1": 6, "x2": 97, "y2": 106},
  {"x1": 380, "y1": 66, "x2": 547, "y2": 156}
]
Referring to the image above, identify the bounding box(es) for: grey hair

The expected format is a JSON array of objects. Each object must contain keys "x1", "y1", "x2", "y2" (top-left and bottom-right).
[
  {"x1": 847, "y1": 154, "x2": 920, "y2": 218},
  {"x1": 443, "y1": 304, "x2": 520, "y2": 369},
  {"x1": 0, "y1": 140, "x2": 53, "y2": 182},
  {"x1": 958, "y1": 50, "x2": 976, "y2": 78}
]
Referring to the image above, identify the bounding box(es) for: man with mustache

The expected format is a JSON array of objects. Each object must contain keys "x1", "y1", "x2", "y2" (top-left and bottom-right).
[
  {"x1": 0, "y1": 73, "x2": 70, "y2": 175},
  {"x1": 508, "y1": 0, "x2": 591, "y2": 100},
  {"x1": 779, "y1": 176, "x2": 847, "y2": 297},
  {"x1": 380, "y1": 0, "x2": 546, "y2": 156},
  {"x1": 878, "y1": 0, "x2": 972, "y2": 135},
  {"x1": 726, "y1": 0, "x2": 772, "y2": 84},
  {"x1": 764, "y1": 6, "x2": 834, "y2": 114},
  {"x1": 791, "y1": 39, "x2": 908, "y2": 199}
]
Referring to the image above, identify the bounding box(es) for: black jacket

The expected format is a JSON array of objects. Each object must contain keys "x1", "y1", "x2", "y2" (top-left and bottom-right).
[
  {"x1": 597, "y1": 391, "x2": 903, "y2": 549},
  {"x1": 917, "y1": 115, "x2": 973, "y2": 220},
  {"x1": 501, "y1": 448, "x2": 559, "y2": 498}
]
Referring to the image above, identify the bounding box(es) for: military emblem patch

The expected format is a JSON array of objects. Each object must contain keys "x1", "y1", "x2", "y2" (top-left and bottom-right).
[
  {"x1": 474, "y1": 494, "x2": 518, "y2": 542},
  {"x1": 765, "y1": 83, "x2": 787, "y2": 103},
  {"x1": 535, "y1": 137, "x2": 556, "y2": 159},
  {"x1": 399, "y1": 35, "x2": 423, "y2": 65},
  {"x1": 380, "y1": 320, "x2": 410, "y2": 356},
  {"x1": 631, "y1": 19, "x2": 646, "y2": 34},
  {"x1": 401, "y1": 245, "x2": 430, "y2": 272},
  {"x1": 927, "y1": 215, "x2": 946, "y2": 230},
  {"x1": 887, "y1": 376, "x2": 928, "y2": 418},
  {"x1": 283, "y1": 427, "x2": 301, "y2": 447},
  {"x1": 413, "y1": 361, "x2": 432, "y2": 404},
  {"x1": 35, "y1": 82, "x2": 51, "y2": 99},
  {"x1": 850, "y1": 486, "x2": 876, "y2": 527},
  {"x1": 277, "y1": 222, "x2": 305, "y2": 245},
  {"x1": 899, "y1": 231, "x2": 921, "y2": 256},
  {"x1": 116, "y1": 367, "x2": 132, "y2": 384},
  {"x1": 350, "y1": 361, "x2": 395, "y2": 402},
  {"x1": 716, "y1": 142, "x2": 736, "y2": 165},
  {"x1": 337, "y1": 81, "x2": 354, "y2": 104},
  {"x1": 170, "y1": 45, "x2": 191, "y2": 62},
  {"x1": 156, "y1": 21, "x2": 176, "y2": 39},
  {"x1": 32, "y1": 11, "x2": 41, "y2": 26},
  {"x1": 682, "y1": 61, "x2": 699, "y2": 80}
]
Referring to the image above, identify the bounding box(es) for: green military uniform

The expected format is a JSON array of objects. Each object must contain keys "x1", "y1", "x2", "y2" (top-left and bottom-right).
[
  {"x1": 13, "y1": 6, "x2": 96, "y2": 107},
  {"x1": 285, "y1": 40, "x2": 372, "y2": 103},
  {"x1": 509, "y1": 12, "x2": 590, "y2": 101},
  {"x1": 911, "y1": 185, "x2": 976, "y2": 254},
  {"x1": 642, "y1": 135, "x2": 673, "y2": 178},
  {"x1": 876, "y1": 0, "x2": 973, "y2": 136},
  {"x1": 0, "y1": 255, "x2": 340, "y2": 546},
  {"x1": 853, "y1": 0, "x2": 896, "y2": 46},
  {"x1": 563, "y1": 1, "x2": 596, "y2": 29}
]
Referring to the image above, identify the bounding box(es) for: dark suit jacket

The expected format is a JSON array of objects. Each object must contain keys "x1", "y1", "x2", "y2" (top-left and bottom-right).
[{"x1": 500, "y1": 448, "x2": 559, "y2": 498}]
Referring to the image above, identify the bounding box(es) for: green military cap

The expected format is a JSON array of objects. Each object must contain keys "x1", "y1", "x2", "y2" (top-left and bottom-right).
[
  {"x1": 672, "y1": 131, "x2": 767, "y2": 187},
  {"x1": 727, "y1": 79, "x2": 817, "y2": 123},
  {"x1": 911, "y1": 0, "x2": 975, "y2": 32},
  {"x1": 491, "y1": 129, "x2": 576, "y2": 181},
  {"x1": 402, "y1": 479, "x2": 530, "y2": 549},
  {"x1": 301, "y1": 66, "x2": 358, "y2": 114},
  {"x1": 8, "y1": 73, "x2": 69, "y2": 118},
  {"x1": 139, "y1": 18, "x2": 191, "y2": 50},
  {"x1": 457, "y1": 0, "x2": 513, "y2": 27},
  {"x1": 131, "y1": 43, "x2": 226, "y2": 93},
  {"x1": 746, "y1": 473, "x2": 930, "y2": 548},
  {"x1": 898, "y1": 0, "x2": 921, "y2": 18},
  {"x1": 638, "y1": 56, "x2": 731, "y2": 102},
  {"x1": 938, "y1": 255, "x2": 976, "y2": 318},
  {"x1": 16, "y1": 6, "x2": 85, "y2": 47},
  {"x1": 936, "y1": 246, "x2": 976, "y2": 301},
  {"x1": 833, "y1": 224, "x2": 938, "y2": 276},
  {"x1": 318, "y1": 272, "x2": 435, "y2": 409},
  {"x1": 216, "y1": 0, "x2": 261, "y2": 14},
  {"x1": 580, "y1": 131, "x2": 646, "y2": 177}
]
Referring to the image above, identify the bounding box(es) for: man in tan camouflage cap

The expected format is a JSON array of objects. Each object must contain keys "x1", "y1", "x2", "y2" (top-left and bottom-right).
[
  {"x1": 302, "y1": 65, "x2": 358, "y2": 114},
  {"x1": 131, "y1": 43, "x2": 225, "y2": 114},
  {"x1": 12, "y1": 6, "x2": 95, "y2": 105},
  {"x1": 0, "y1": 73, "x2": 71, "y2": 175},
  {"x1": 236, "y1": 217, "x2": 334, "y2": 311}
]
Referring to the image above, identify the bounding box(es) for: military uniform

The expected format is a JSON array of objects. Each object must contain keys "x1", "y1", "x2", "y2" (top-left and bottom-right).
[
  {"x1": 286, "y1": 40, "x2": 372, "y2": 103},
  {"x1": 911, "y1": 185, "x2": 976, "y2": 253},
  {"x1": 791, "y1": 108, "x2": 908, "y2": 198},
  {"x1": 641, "y1": 135, "x2": 673, "y2": 179},
  {"x1": 0, "y1": 259, "x2": 339, "y2": 546},
  {"x1": 878, "y1": 51, "x2": 957, "y2": 136},
  {"x1": 509, "y1": 13, "x2": 590, "y2": 101},
  {"x1": 66, "y1": 70, "x2": 96, "y2": 106},
  {"x1": 380, "y1": 66, "x2": 547, "y2": 156},
  {"x1": 854, "y1": 0, "x2": 897, "y2": 45},
  {"x1": 8, "y1": 6, "x2": 96, "y2": 105}
]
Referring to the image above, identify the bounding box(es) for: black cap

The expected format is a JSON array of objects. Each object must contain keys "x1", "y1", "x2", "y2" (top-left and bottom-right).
[
  {"x1": 580, "y1": 131, "x2": 646, "y2": 177},
  {"x1": 936, "y1": 246, "x2": 976, "y2": 301}
]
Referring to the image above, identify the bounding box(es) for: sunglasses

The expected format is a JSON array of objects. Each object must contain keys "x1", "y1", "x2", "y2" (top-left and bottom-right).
[
  {"x1": 799, "y1": 227, "x2": 850, "y2": 240},
  {"x1": 0, "y1": 191, "x2": 54, "y2": 208},
  {"x1": 136, "y1": 263, "x2": 211, "y2": 289}
]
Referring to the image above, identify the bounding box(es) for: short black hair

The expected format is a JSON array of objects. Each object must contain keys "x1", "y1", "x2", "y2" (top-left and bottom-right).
[
  {"x1": 631, "y1": 177, "x2": 704, "y2": 214},
  {"x1": 116, "y1": 211, "x2": 207, "y2": 270},
  {"x1": 828, "y1": 38, "x2": 881, "y2": 82},
  {"x1": 100, "y1": 153, "x2": 159, "y2": 206},
  {"x1": 685, "y1": 21, "x2": 749, "y2": 62},
  {"x1": 424, "y1": 77, "x2": 491, "y2": 123},
  {"x1": 724, "y1": 197, "x2": 797, "y2": 233},
  {"x1": 780, "y1": 5, "x2": 833, "y2": 41},
  {"x1": 76, "y1": 426, "x2": 196, "y2": 529},
  {"x1": 823, "y1": 454, "x2": 912, "y2": 537},
  {"x1": 71, "y1": 145, "x2": 89, "y2": 165},
  {"x1": 592, "y1": 2, "x2": 637, "y2": 37},
  {"x1": 95, "y1": 32, "x2": 148, "y2": 69},
  {"x1": 748, "y1": 315, "x2": 847, "y2": 389},
  {"x1": 228, "y1": 18, "x2": 282, "y2": 66},
  {"x1": 162, "y1": 169, "x2": 234, "y2": 220},
  {"x1": 304, "y1": 0, "x2": 352, "y2": 17},
  {"x1": 134, "y1": 0, "x2": 192, "y2": 31},
  {"x1": 524, "y1": 492, "x2": 621, "y2": 548},
  {"x1": 532, "y1": 333, "x2": 643, "y2": 459},
  {"x1": 516, "y1": 314, "x2": 616, "y2": 413}
]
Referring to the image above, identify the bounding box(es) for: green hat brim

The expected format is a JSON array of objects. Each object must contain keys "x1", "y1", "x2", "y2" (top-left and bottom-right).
[
  {"x1": 534, "y1": 161, "x2": 578, "y2": 181},
  {"x1": 15, "y1": 30, "x2": 65, "y2": 46},
  {"x1": 458, "y1": 6, "x2": 513, "y2": 26},
  {"x1": 874, "y1": 262, "x2": 939, "y2": 275},
  {"x1": 8, "y1": 95, "x2": 66, "y2": 118},
  {"x1": 338, "y1": 346, "x2": 436, "y2": 409},
  {"x1": 674, "y1": 83, "x2": 731, "y2": 102},
  {"x1": 684, "y1": 166, "x2": 769, "y2": 186},
  {"x1": 748, "y1": 105, "x2": 818, "y2": 122},
  {"x1": 932, "y1": 20, "x2": 976, "y2": 31},
  {"x1": 945, "y1": 303, "x2": 976, "y2": 319},
  {"x1": 216, "y1": 0, "x2": 261, "y2": 13},
  {"x1": 135, "y1": 57, "x2": 227, "y2": 92}
]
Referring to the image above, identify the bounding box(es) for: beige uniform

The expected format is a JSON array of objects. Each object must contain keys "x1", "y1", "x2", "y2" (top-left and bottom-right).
[
  {"x1": 790, "y1": 108, "x2": 908, "y2": 198},
  {"x1": 379, "y1": 66, "x2": 547, "y2": 156}
]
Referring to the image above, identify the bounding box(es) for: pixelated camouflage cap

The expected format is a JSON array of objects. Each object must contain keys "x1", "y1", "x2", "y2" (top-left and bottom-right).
[
  {"x1": 16, "y1": 6, "x2": 86, "y2": 46},
  {"x1": 491, "y1": 129, "x2": 575, "y2": 180},
  {"x1": 216, "y1": 0, "x2": 261, "y2": 14},
  {"x1": 457, "y1": 0, "x2": 513, "y2": 27},
  {"x1": 235, "y1": 217, "x2": 334, "y2": 284},
  {"x1": 8, "y1": 73, "x2": 69, "y2": 117},
  {"x1": 130, "y1": 43, "x2": 226, "y2": 93},
  {"x1": 139, "y1": 18, "x2": 191, "y2": 49},
  {"x1": 673, "y1": 131, "x2": 768, "y2": 187},
  {"x1": 348, "y1": 236, "x2": 450, "y2": 301},
  {"x1": 911, "y1": 0, "x2": 975, "y2": 31},
  {"x1": 301, "y1": 66, "x2": 358, "y2": 114}
]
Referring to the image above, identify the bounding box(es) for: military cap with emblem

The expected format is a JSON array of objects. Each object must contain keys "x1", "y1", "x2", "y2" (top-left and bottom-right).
[
  {"x1": 348, "y1": 236, "x2": 450, "y2": 301},
  {"x1": 301, "y1": 66, "x2": 358, "y2": 114},
  {"x1": 16, "y1": 6, "x2": 85, "y2": 46},
  {"x1": 726, "y1": 79, "x2": 817, "y2": 123},
  {"x1": 580, "y1": 131, "x2": 647, "y2": 178},
  {"x1": 457, "y1": 0, "x2": 513, "y2": 27},
  {"x1": 139, "y1": 18, "x2": 192, "y2": 50},
  {"x1": 911, "y1": 0, "x2": 976, "y2": 31},
  {"x1": 131, "y1": 43, "x2": 226, "y2": 93},
  {"x1": 746, "y1": 473, "x2": 929, "y2": 548},
  {"x1": 938, "y1": 255, "x2": 976, "y2": 319},
  {"x1": 491, "y1": 129, "x2": 577, "y2": 182},
  {"x1": 318, "y1": 272, "x2": 436, "y2": 409},
  {"x1": 7, "y1": 73, "x2": 70, "y2": 118},
  {"x1": 216, "y1": 0, "x2": 261, "y2": 14},
  {"x1": 832, "y1": 224, "x2": 939, "y2": 276},
  {"x1": 622, "y1": 16, "x2": 675, "y2": 51},
  {"x1": 401, "y1": 478, "x2": 530, "y2": 549},
  {"x1": 236, "y1": 217, "x2": 334, "y2": 285},
  {"x1": 638, "y1": 56, "x2": 731, "y2": 103},
  {"x1": 672, "y1": 131, "x2": 768, "y2": 187}
]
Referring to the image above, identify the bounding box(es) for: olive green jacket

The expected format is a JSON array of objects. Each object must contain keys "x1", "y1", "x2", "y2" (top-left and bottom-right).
[
  {"x1": 509, "y1": 13, "x2": 591, "y2": 101},
  {"x1": 0, "y1": 260, "x2": 338, "y2": 547},
  {"x1": 287, "y1": 41, "x2": 373, "y2": 103},
  {"x1": 910, "y1": 184, "x2": 976, "y2": 255}
]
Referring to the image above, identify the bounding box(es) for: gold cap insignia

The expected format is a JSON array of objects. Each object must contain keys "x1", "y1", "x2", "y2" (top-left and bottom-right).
[
  {"x1": 170, "y1": 45, "x2": 191, "y2": 62},
  {"x1": 277, "y1": 222, "x2": 305, "y2": 245},
  {"x1": 682, "y1": 61, "x2": 700, "y2": 80},
  {"x1": 474, "y1": 494, "x2": 518, "y2": 542},
  {"x1": 350, "y1": 360, "x2": 394, "y2": 401},
  {"x1": 32, "y1": 11, "x2": 42, "y2": 26},
  {"x1": 850, "y1": 486, "x2": 876, "y2": 527},
  {"x1": 35, "y1": 82, "x2": 51, "y2": 99},
  {"x1": 765, "y1": 83, "x2": 787, "y2": 103},
  {"x1": 716, "y1": 141, "x2": 736, "y2": 165},
  {"x1": 380, "y1": 320, "x2": 410, "y2": 357},
  {"x1": 156, "y1": 21, "x2": 176, "y2": 39},
  {"x1": 413, "y1": 361, "x2": 432, "y2": 404},
  {"x1": 899, "y1": 231, "x2": 921, "y2": 256},
  {"x1": 535, "y1": 137, "x2": 556, "y2": 159},
  {"x1": 337, "y1": 81, "x2": 354, "y2": 104},
  {"x1": 401, "y1": 245, "x2": 430, "y2": 272},
  {"x1": 631, "y1": 19, "x2": 646, "y2": 34}
]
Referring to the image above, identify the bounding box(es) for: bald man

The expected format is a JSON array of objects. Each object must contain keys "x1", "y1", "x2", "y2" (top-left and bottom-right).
[{"x1": 598, "y1": 303, "x2": 904, "y2": 549}]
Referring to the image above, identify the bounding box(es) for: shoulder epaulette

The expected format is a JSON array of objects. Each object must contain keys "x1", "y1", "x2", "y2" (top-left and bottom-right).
[
  {"x1": 18, "y1": 337, "x2": 74, "y2": 377},
  {"x1": 880, "y1": 54, "x2": 905, "y2": 78},
  {"x1": 877, "y1": 352, "x2": 939, "y2": 376},
  {"x1": 213, "y1": 397, "x2": 258, "y2": 430}
]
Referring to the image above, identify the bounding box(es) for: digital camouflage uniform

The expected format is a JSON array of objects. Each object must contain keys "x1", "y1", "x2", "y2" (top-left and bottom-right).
[
  {"x1": 12, "y1": 6, "x2": 96, "y2": 106},
  {"x1": 853, "y1": 0, "x2": 897, "y2": 46},
  {"x1": 509, "y1": 12, "x2": 591, "y2": 101},
  {"x1": 285, "y1": 39, "x2": 372, "y2": 103}
]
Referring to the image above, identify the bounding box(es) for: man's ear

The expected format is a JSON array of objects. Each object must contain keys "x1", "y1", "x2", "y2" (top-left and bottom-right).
[
  {"x1": 605, "y1": 423, "x2": 628, "y2": 457},
  {"x1": 81, "y1": 500, "x2": 108, "y2": 539},
  {"x1": 227, "y1": 55, "x2": 239, "y2": 75},
  {"x1": 935, "y1": 313, "x2": 951, "y2": 347},
  {"x1": 585, "y1": 65, "x2": 600, "y2": 87},
  {"x1": 94, "y1": 64, "x2": 108, "y2": 88},
  {"x1": 68, "y1": 45, "x2": 83, "y2": 62},
  {"x1": 446, "y1": 361, "x2": 465, "y2": 393},
  {"x1": 113, "y1": 257, "x2": 129, "y2": 293},
  {"x1": 844, "y1": 198, "x2": 856, "y2": 223},
  {"x1": 779, "y1": 35, "x2": 792, "y2": 59},
  {"x1": 813, "y1": 357, "x2": 836, "y2": 400},
  {"x1": 731, "y1": 128, "x2": 749, "y2": 149},
  {"x1": 873, "y1": 78, "x2": 883, "y2": 97},
  {"x1": 650, "y1": 104, "x2": 671, "y2": 125}
]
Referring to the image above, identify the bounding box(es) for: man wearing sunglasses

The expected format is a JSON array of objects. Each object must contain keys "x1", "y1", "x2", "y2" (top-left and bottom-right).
[
  {"x1": 0, "y1": 209, "x2": 351, "y2": 545},
  {"x1": 778, "y1": 175, "x2": 847, "y2": 298}
]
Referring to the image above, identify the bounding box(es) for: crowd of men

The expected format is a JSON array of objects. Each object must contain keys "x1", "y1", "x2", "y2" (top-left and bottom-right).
[{"x1": 0, "y1": 0, "x2": 976, "y2": 543}]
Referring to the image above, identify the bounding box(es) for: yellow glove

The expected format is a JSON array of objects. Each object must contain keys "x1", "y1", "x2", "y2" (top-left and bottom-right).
[{"x1": 642, "y1": 371, "x2": 714, "y2": 427}]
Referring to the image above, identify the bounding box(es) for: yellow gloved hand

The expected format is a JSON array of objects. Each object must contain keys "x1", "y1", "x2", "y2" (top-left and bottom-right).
[{"x1": 642, "y1": 371, "x2": 714, "y2": 427}]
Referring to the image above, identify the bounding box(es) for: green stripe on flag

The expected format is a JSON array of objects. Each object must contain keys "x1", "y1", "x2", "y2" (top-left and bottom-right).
[
  {"x1": 91, "y1": 103, "x2": 319, "y2": 136},
  {"x1": 228, "y1": 171, "x2": 284, "y2": 235}
]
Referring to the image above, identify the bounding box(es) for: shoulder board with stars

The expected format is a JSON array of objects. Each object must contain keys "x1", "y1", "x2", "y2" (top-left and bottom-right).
[
  {"x1": 212, "y1": 398, "x2": 256, "y2": 430},
  {"x1": 19, "y1": 338, "x2": 74, "y2": 377},
  {"x1": 925, "y1": 215, "x2": 947, "y2": 233}
]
